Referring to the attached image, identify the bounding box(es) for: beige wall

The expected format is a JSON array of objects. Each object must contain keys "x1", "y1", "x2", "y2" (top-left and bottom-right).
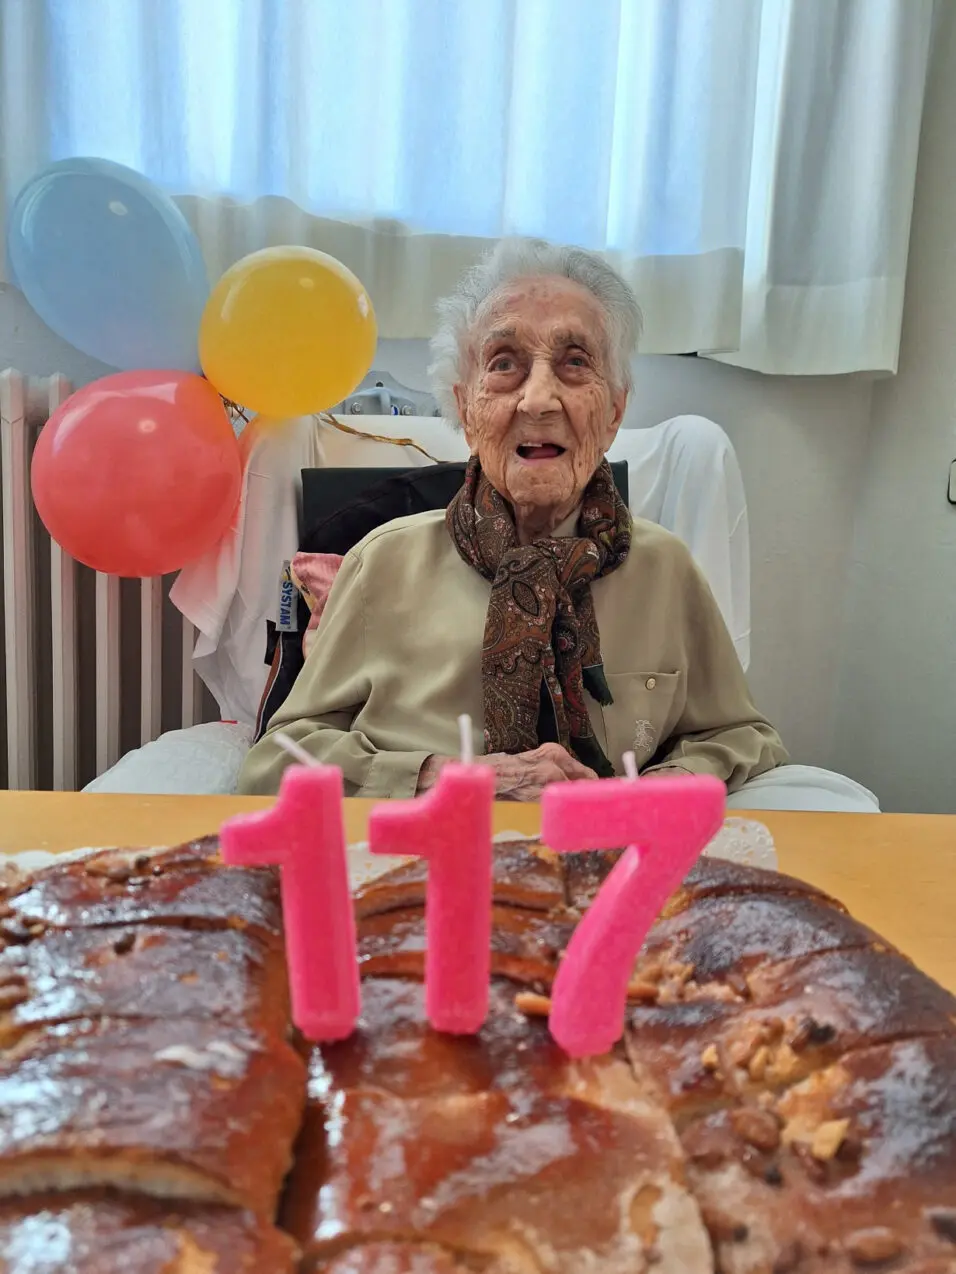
[{"x1": 831, "y1": 4, "x2": 956, "y2": 812}]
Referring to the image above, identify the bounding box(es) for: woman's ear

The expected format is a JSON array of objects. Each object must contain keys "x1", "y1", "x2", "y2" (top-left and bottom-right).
[
  {"x1": 612, "y1": 386, "x2": 628, "y2": 428},
  {"x1": 454, "y1": 384, "x2": 480, "y2": 454},
  {"x1": 602, "y1": 387, "x2": 628, "y2": 450}
]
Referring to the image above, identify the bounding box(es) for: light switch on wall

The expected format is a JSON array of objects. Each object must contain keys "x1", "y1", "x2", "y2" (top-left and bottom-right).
[{"x1": 949, "y1": 460, "x2": 956, "y2": 505}]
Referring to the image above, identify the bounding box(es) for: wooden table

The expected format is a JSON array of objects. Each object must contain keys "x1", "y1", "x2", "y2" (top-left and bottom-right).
[{"x1": 0, "y1": 792, "x2": 953, "y2": 992}]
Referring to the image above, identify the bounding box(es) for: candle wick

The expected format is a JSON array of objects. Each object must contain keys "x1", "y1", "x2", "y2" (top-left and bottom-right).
[
  {"x1": 458, "y1": 714, "x2": 475, "y2": 765},
  {"x1": 275, "y1": 732, "x2": 320, "y2": 768},
  {"x1": 622, "y1": 751, "x2": 639, "y2": 781}
]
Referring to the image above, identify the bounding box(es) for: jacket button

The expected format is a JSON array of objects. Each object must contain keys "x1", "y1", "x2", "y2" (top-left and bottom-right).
[{"x1": 645, "y1": 676, "x2": 657, "y2": 690}]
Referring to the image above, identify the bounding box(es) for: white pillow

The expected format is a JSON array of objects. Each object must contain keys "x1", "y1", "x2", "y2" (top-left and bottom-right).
[
  {"x1": 83, "y1": 722, "x2": 254, "y2": 795},
  {"x1": 727, "y1": 765, "x2": 880, "y2": 813}
]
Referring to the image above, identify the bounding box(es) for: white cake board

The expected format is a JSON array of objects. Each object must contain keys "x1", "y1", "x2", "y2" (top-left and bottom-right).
[
  {"x1": 346, "y1": 817, "x2": 776, "y2": 888},
  {"x1": 0, "y1": 817, "x2": 774, "y2": 888}
]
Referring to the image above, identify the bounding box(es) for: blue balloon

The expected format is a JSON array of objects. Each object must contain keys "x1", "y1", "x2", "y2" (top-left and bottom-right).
[{"x1": 7, "y1": 157, "x2": 209, "y2": 371}]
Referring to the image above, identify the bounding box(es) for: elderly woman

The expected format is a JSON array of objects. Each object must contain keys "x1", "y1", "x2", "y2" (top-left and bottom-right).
[{"x1": 240, "y1": 239, "x2": 787, "y2": 801}]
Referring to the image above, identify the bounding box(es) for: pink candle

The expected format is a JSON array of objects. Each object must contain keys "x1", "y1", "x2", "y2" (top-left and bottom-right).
[
  {"x1": 368, "y1": 716, "x2": 495, "y2": 1033},
  {"x1": 541, "y1": 772, "x2": 725, "y2": 1057},
  {"x1": 220, "y1": 749, "x2": 360, "y2": 1042}
]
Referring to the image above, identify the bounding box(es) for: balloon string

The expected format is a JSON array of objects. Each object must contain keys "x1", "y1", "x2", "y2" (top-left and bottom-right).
[
  {"x1": 317, "y1": 412, "x2": 440, "y2": 463},
  {"x1": 216, "y1": 400, "x2": 442, "y2": 468},
  {"x1": 219, "y1": 396, "x2": 250, "y2": 424}
]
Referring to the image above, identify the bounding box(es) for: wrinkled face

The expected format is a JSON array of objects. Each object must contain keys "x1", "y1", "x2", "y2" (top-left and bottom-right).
[{"x1": 454, "y1": 276, "x2": 627, "y2": 531}]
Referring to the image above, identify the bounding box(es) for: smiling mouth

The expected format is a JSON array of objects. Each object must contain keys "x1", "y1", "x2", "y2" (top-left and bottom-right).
[{"x1": 516, "y1": 443, "x2": 566, "y2": 461}]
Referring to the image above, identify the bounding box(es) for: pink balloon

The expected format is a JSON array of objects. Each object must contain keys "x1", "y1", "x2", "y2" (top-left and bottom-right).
[{"x1": 31, "y1": 370, "x2": 241, "y2": 578}]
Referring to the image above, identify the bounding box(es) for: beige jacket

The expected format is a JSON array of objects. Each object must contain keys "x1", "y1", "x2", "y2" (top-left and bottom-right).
[{"x1": 240, "y1": 511, "x2": 787, "y2": 798}]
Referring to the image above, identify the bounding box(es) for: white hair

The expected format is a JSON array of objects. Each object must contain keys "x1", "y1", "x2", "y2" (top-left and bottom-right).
[{"x1": 428, "y1": 237, "x2": 643, "y2": 425}]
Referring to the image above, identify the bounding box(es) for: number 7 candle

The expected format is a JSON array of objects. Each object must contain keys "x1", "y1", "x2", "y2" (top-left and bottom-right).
[{"x1": 541, "y1": 769, "x2": 725, "y2": 1058}]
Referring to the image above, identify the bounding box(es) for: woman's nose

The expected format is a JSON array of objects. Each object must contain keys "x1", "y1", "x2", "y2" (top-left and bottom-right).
[{"x1": 518, "y1": 358, "x2": 562, "y2": 417}]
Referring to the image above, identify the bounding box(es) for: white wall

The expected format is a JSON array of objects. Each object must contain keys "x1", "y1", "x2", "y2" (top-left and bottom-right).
[
  {"x1": 0, "y1": 283, "x2": 113, "y2": 385},
  {"x1": 631, "y1": 357, "x2": 872, "y2": 774},
  {"x1": 0, "y1": 248, "x2": 874, "y2": 784},
  {"x1": 831, "y1": 3, "x2": 956, "y2": 813}
]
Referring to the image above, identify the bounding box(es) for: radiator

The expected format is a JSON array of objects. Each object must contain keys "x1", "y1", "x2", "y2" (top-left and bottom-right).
[{"x1": 0, "y1": 369, "x2": 211, "y2": 791}]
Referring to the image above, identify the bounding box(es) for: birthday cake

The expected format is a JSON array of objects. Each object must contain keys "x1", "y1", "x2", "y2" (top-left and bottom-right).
[{"x1": 0, "y1": 838, "x2": 954, "y2": 1273}]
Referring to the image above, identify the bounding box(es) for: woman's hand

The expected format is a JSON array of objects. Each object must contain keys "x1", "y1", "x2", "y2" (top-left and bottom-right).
[
  {"x1": 417, "y1": 743, "x2": 596, "y2": 800},
  {"x1": 482, "y1": 743, "x2": 598, "y2": 800}
]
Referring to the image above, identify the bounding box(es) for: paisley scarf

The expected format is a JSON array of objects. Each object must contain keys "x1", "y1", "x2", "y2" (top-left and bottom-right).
[{"x1": 446, "y1": 457, "x2": 631, "y2": 777}]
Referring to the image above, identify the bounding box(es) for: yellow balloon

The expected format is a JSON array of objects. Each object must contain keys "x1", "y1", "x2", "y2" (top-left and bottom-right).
[{"x1": 199, "y1": 246, "x2": 377, "y2": 417}]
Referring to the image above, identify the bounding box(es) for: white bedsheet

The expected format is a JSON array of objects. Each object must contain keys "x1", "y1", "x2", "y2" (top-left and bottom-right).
[{"x1": 170, "y1": 416, "x2": 325, "y2": 728}]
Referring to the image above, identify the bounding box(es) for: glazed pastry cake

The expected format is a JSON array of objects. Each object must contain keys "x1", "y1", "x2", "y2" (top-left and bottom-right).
[
  {"x1": 0, "y1": 838, "x2": 954, "y2": 1273},
  {"x1": 0, "y1": 1193, "x2": 299, "y2": 1273},
  {"x1": 0, "y1": 842, "x2": 303, "y2": 1270},
  {"x1": 278, "y1": 845, "x2": 956, "y2": 1274}
]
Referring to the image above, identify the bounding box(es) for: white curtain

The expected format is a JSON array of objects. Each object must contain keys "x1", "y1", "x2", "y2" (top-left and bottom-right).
[
  {"x1": 712, "y1": 0, "x2": 936, "y2": 374},
  {"x1": 0, "y1": 0, "x2": 935, "y2": 374}
]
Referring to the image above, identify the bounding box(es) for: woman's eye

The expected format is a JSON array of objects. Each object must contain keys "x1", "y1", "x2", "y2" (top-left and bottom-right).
[
  {"x1": 565, "y1": 353, "x2": 589, "y2": 368},
  {"x1": 489, "y1": 356, "x2": 516, "y2": 373}
]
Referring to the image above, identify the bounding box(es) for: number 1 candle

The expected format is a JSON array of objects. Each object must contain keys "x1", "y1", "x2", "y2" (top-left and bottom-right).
[
  {"x1": 541, "y1": 771, "x2": 726, "y2": 1058},
  {"x1": 219, "y1": 736, "x2": 360, "y2": 1042},
  {"x1": 368, "y1": 715, "x2": 495, "y2": 1034}
]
